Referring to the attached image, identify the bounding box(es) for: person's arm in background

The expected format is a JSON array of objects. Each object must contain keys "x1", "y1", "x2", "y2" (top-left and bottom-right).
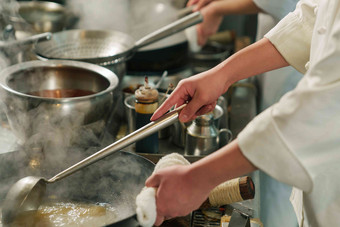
[
  {"x1": 187, "y1": 0, "x2": 262, "y2": 45},
  {"x1": 151, "y1": 37, "x2": 289, "y2": 122}
]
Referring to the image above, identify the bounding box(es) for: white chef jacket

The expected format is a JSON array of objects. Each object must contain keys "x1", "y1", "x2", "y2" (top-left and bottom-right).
[
  {"x1": 253, "y1": 0, "x2": 302, "y2": 111},
  {"x1": 238, "y1": 0, "x2": 340, "y2": 226},
  {"x1": 253, "y1": 0, "x2": 301, "y2": 226}
]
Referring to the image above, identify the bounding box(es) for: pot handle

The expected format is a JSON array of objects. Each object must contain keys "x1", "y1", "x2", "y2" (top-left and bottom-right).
[
  {"x1": 133, "y1": 11, "x2": 203, "y2": 50},
  {"x1": 0, "y1": 32, "x2": 52, "y2": 50},
  {"x1": 218, "y1": 128, "x2": 233, "y2": 148}
]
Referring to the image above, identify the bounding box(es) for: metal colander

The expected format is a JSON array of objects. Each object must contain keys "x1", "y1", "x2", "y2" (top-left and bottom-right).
[
  {"x1": 35, "y1": 12, "x2": 204, "y2": 65},
  {"x1": 35, "y1": 29, "x2": 136, "y2": 65}
]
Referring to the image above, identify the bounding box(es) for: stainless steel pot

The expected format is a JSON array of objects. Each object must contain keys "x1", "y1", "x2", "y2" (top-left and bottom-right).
[
  {"x1": 0, "y1": 60, "x2": 119, "y2": 145},
  {"x1": 5, "y1": 1, "x2": 76, "y2": 35}
]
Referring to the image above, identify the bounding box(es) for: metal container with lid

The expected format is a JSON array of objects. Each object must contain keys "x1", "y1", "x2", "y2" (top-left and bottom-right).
[
  {"x1": 134, "y1": 77, "x2": 159, "y2": 153},
  {"x1": 185, "y1": 113, "x2": 232, "y2": 156}
]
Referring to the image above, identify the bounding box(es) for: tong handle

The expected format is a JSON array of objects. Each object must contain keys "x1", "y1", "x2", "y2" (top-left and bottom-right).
[{"x1": 48, "y1": 105, "x2": 186, "y2": 183}]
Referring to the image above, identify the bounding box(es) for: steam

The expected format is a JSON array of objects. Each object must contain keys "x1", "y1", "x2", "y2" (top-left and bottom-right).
[
  {"x1": 65, "y1": 0, "x2": 130, "y2": 33},
  {"x1": 128, "y1": 0, "x2": 186, "y2": 50},
  {"x1": 65, "y1": 0, "x2": 186, "y2": 50},
  {"x1": 0, "y1": 72, "x2": 154, "y2": 224},
  {"x1": 0, "y1": 1, "x2": 156, "y2": 223}
]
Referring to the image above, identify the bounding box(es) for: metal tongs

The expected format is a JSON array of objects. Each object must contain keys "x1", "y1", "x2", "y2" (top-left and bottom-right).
[{"x1": 49, "y1": 104, "x2": 186, "y2": 181}]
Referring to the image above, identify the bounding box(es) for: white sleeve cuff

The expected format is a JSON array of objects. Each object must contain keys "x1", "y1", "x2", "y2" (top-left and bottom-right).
[
  {"x1": 264, "y1": 0, "x2": 317, "y2": 74},
  {"x1": 238, "y1": 107, "x2": 313, "y2": 192},
  {"x1": 265, "y1": 13, "x2": 311, "y2": 74}
]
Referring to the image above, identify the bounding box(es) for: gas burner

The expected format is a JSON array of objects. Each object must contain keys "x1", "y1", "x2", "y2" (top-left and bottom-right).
[{"x1": 191, "y1": 208, "x2": 222, "y2": 227}]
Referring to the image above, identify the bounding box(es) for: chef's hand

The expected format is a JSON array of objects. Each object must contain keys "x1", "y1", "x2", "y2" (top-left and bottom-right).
[
  {"x1": 186, "y1": 0, "x2": 222, "y2": 46},
  {"x1": 197, "y1": 2, "x2": 224, "y2": 46},
  {"x1": 187, "y1": 0, "x2": 214, "y2": 11},
  {"x1": 150, "y1": 70, "x2": 228, "y2": 122},
  {"x1": 145, "y1": 165, "x2": 211, "y2": 226}
]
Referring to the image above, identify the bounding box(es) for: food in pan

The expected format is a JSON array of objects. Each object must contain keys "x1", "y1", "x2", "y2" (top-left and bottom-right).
[{"x1": 0, "y1": 201, "x2": 117, "y2": 227}]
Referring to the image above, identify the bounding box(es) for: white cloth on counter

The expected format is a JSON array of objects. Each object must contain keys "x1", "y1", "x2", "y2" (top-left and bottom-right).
[
  {"x1": 135, "y1": 153, "x2": 190, "y2": 227},
  {"x1": 238, "y1": 0, "x2": 340, "y2": 226}
]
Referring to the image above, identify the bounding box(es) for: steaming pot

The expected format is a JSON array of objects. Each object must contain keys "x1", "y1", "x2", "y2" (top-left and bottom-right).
[{"x1": 0, "y1": 60, "x2": 119, "y2": 145}]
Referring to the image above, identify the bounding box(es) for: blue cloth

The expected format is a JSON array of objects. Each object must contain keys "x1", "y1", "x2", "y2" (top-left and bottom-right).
[{"x1": 253, "y1": 0, "x2": 299, "y2": 20}]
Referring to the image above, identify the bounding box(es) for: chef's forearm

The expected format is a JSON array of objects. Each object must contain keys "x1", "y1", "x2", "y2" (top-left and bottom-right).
[
  {"x1": 188, "y1": 139, "x2": 257, "y2": 191},
  {"x1": 210, "y1": 37, "x2": 289, "y2": 88}
]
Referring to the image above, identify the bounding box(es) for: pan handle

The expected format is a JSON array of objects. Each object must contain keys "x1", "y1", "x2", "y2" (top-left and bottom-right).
[
  {"x1": 0, "y1": 32, "x2": 52, "y2": 50},
  {"x1": 133, "y1": 11, "x2": 203, "y2": 50}
]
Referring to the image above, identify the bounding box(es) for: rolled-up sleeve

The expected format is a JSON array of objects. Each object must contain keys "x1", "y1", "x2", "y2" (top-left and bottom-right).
[{"x1": 264, "y1": 0, "x2": 317, "y2": 74}]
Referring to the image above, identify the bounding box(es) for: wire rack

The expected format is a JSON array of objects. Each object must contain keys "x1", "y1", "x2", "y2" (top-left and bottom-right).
[{"x1": 190, "y1": 208, "x2": 222, "y2": 227}]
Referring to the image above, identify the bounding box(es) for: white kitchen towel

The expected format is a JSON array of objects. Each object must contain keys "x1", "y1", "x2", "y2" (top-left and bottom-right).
[
  {"x1": 136, "y1": 153, "x2": 190, "y2": 227},
  {"x1": 136, "y1": 187, "x2": 157, "y2": 227}
]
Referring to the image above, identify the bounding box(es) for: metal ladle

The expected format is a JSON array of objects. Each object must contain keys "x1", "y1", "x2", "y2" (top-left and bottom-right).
[{"x1": 1, "y1": 105, "x2": 186, "y2": 224}]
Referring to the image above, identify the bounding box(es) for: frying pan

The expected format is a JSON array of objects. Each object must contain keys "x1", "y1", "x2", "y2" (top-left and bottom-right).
[
  {"x1": 34, "y1": 12, "x2": 203, "y2": 66},
  {"x1": 0, "y1": 150, "x2": 154, "y2": 227}
]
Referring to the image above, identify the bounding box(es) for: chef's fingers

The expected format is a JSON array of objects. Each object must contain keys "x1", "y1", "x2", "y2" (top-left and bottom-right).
[
  {"x1": 194, "y1": 0, "x2": 214, "y2": 11},
  {"x1": 186, "y1": 103, "x2": 215, "y2": 122},
  {"x1": 196, "y1": 102, "x2": 217, "y2": 116},
  {"x1": 151, "y1": 99, "x2": 186, "y2": 121},
  {"x1": 197, "y1": 24, "x2": 208, "y2": 47},
  {"x1": 150, "y1": 89, "x2": 187, "y2": 121},
  {"x1": 154, "y1": 215, "x2": 165, "y2": 226},
  {"x1": 179, "y1": 93, "x2": 212, "y2": 122},
  {"x1": 187, "y1": 0, "x2": 199, "y2": 7},
  {"x1": 145, "y1": 174, "x2": 160, "y2": 188}
]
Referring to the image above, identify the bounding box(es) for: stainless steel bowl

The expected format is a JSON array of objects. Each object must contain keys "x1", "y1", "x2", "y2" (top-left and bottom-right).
[{"x1": 0, "y1": 60, "x2": 119, "y2": 145}]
